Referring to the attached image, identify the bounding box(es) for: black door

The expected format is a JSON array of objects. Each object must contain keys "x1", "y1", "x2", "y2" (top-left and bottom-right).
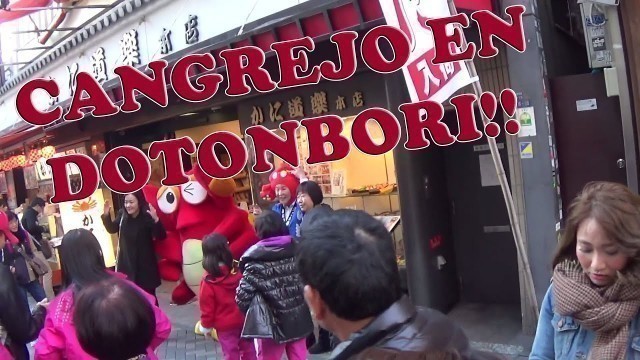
[
  {"x1": 443, "y1": 109, "x2": 520, "y2": 304},
  {"x1": 550, "y1": 72, "x2": 627, "y2": 217}
]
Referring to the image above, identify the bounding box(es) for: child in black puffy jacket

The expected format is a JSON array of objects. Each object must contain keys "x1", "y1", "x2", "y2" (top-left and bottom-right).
[{"x1": 236, "y1": 210, "x2": 313, "y2": 360}]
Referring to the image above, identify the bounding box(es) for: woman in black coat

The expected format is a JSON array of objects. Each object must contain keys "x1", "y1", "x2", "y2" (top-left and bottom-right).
[
  {"x1": 0, "y1": 211, "x2": 47, "y2": 360},
  {"x1": 236, "y1": 210, "x2": 313, "y2": 359},
  {"x1": 0, "y1": 264, "x2": 48, "y2": 360},
  {"x1": 101, "y1": 190, "x2": 166, "y2": 302},
  {"x1": 5, "y1": 210, "x2": 47, "y2": 304}
]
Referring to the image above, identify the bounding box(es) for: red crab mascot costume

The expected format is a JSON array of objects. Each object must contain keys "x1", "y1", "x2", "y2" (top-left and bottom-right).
[{"x1": 143, "y1": 164, "x2": 258, "y2": 306}]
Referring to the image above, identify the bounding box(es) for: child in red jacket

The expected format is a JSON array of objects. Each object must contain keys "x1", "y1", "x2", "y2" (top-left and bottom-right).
[{"x1": 199, "y1": 233, "x2": 257, "y2": 360}]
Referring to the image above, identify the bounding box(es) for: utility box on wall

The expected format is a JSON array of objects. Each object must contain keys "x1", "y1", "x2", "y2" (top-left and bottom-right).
[{"x1": 578, "y1": 0, "x2": 616, "y2": 68}]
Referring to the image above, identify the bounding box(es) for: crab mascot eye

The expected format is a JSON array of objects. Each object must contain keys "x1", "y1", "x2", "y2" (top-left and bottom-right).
[
  {"x1": 157, "y1": 186, "x2": 180, "y2": 214},
  {"x1": 180, "y1": 179, "x2": 208, "y2": 205}
]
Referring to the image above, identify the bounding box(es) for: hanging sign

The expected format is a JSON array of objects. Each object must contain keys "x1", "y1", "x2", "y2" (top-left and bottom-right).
[{"x1": 378, "y1": 0, "x2": 476, "y2": 103}]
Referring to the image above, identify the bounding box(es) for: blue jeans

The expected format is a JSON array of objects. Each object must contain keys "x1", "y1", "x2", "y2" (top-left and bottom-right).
[{"x1": 20, "y1": 280, "x2": 46, "y2": 304}]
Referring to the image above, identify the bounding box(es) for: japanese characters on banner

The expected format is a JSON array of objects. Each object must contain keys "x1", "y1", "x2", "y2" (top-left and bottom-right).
[
  {"x1": 35, "y1": 158, "x2": 53, "y2": 181},
  {"x1": 33, "y1": 11, "x2": 207, "y2": 108},
  {"x1": 58, "y1": 190, "x2": 116, "y2": 268},
  {"x1": 23, "y1": 165, "x2": 38, "y2": 190},
  {"x1": 379, "y1": 0, "x2": 476, "y2": 103}
]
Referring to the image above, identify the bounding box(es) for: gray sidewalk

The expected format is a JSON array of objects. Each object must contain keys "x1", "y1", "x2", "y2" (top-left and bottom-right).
[
  {"x1": 29, "y1": 281, "x2": 532, "y2": 359},
  {"x1": 155, "y1": 281, "x2": 225, "y2": 359},
  {"x1": 155, "y1": 281, "x2": 331, "y2": 360},
  {"x1": 156, "y1": 281, "x2": 533, "y2": 359}
]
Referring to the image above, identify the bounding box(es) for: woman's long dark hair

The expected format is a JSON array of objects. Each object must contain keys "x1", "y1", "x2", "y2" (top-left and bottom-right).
[
  {"x1": 119, "y1": 190, "x2": 152, "y2": 234},
  {"x1": 201, "y1": 233, "x2": 233, "y2": 278},
  {"x1": 123, "y1": 190, "x2": 150, "y2": 218},
  {"x1": 59, "y1": 228, "x2": 110, "y2": 291},
  {"x1": 5, "y1": 210, "x2": 28, "y2": 244}
]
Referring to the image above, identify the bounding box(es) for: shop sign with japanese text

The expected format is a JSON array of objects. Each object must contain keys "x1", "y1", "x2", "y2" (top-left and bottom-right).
[
  {"x1": 379, "y1": 0, "x2": 476, "y2": 104},
  {"x1": 238, "y1": 73, "x2": 386, "y2": 132}
]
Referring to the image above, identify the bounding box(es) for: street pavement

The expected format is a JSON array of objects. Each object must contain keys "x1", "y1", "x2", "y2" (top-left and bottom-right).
[
  {"x1": 154, "y1": 282, "x2": 533, "y2": 359},
  {"x1": 154, "y1": 281, "x2": 331, "y2": 359},
  {"x1": 29, "y1": 280, "x2": 532, "y2": 359}
]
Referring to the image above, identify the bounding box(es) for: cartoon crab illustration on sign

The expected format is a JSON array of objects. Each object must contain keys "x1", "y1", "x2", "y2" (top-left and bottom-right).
[
  {"x1": 143, "y1": 164, "x2": 258, "y2": 306},
  {"x1": 71, "y1": 198, "x2": 98, "y2": 212}
]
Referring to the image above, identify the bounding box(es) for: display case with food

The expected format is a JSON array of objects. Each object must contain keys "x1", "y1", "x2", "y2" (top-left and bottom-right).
[{"x1": 348, "y1": 183, "x2": 398, "y2": 195}]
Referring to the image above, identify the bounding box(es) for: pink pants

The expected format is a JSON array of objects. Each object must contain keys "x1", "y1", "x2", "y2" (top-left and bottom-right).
[
  {"x1": 257, "y1": 338, "x2": 308, "y2": 360},
  {"x1": 217, "y1": 329, "x2": 257, "y2": 360}
]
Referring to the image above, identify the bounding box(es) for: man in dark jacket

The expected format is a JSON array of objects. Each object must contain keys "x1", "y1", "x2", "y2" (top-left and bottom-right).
[
  {"x1": 21, "y1": 197, "x2": 47, "y2": 253},
  {"x1": 297, "y1": 210, "x2": 503, "y2": 360}
]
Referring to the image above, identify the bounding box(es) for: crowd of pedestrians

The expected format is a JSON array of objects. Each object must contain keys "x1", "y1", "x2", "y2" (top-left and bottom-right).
[{"x1": 1, "y1": 178, "x2": 638, "y2": 360}]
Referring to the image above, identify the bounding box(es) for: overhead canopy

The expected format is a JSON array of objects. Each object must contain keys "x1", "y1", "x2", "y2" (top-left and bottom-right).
[
  {"x1": 0, "y1": 0, "x2": 492, "y2": 26},
  {"x1": 455, "y1": 0, "x2": 494, "y2": 12},
  {"x1": 0, "y1": 122, "x2": 43, "y2": 150}
]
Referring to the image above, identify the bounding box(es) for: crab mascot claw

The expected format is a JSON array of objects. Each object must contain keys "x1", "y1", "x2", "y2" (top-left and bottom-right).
[{"x1": 182, "y1": 239, "x2": 204, "y2": 297}]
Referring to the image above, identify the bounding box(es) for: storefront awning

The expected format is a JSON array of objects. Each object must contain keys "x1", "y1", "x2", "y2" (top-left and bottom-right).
[
  {"x1": 27, "y1": 0, "x2": 494, "y2": 134},
  {"x1": 0, "y1": 122, "x2": 43, "y2": 150},
  {"x1": 2, "y1": 0, "x2": 494, "y2": 101},
  {"x1": 454, "y1": 0, "x2": 494, "y2": 12}
]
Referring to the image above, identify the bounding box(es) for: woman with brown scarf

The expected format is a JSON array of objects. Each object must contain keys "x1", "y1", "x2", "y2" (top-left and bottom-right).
[{"x1": 530, "y1": 181, "x2": 640, "y2": 360}]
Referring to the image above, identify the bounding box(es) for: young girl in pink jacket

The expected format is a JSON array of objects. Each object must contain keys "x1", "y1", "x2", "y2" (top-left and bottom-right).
[{"x1": 34, "y1": 229, "x2": 171, "y2": 359}]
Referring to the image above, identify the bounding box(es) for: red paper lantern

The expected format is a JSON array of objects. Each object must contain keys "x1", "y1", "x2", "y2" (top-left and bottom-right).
[
  {"x1": 28, "y1": 149, "x2": 42, "y2": 163},
  {"x1": 41, "y1": 146, "x2": 56, "y2": 159},
  {"x1": 15, "y1": 155, "x2": 26, "y2": 168},
  {"x1": 7, "y1": 157, "x2": 15, "y2": 170}
]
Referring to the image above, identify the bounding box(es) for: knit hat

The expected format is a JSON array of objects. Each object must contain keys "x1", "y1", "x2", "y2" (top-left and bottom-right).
[
  {"x1": 260, "y1": 163, "x2": 302, "y2": 205},
  {"x1": 0, "y1": 211, "x2": 19, "y2": 246}
]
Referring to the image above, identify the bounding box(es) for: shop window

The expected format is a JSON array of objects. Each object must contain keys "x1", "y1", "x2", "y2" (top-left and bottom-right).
[{"x1": 247, "y1": 116, "x2": 405, "y2": 266}]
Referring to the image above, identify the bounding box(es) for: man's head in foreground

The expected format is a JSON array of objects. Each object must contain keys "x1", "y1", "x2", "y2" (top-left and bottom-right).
[
  {"x1": 74, "y1": 277, "x2": 156, "y2": 360},
  {"x1": 297, "y1": 209, "x2": 402, "y2": 341}
]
